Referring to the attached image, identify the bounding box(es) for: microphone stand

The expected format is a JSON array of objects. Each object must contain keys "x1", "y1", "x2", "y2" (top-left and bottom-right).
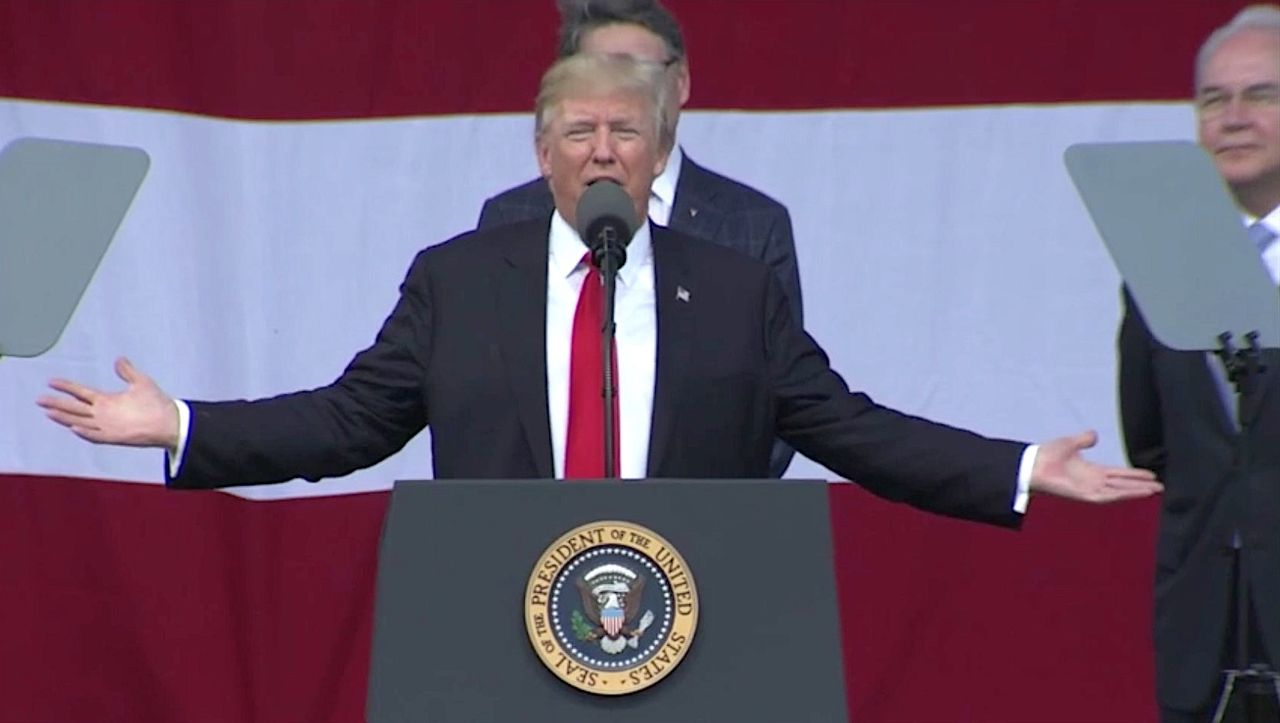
[
  {"x1": 1211, "y1": 331, "x2": 1280, "y2": 723},
  {"x1": 593, "y1": 226, "x2": 626, "y2": 480},
  {"x1": 576, "y1": 179, "x2": 636, "y2": 480}
]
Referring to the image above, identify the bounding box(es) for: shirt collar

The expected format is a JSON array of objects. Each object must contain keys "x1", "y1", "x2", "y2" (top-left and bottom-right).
[
  {"x1": 1255, "y1": 203, "x2": 1280, "y2": 235},
  {"x1": 651, "y1": 143, "x2": 683, "y2": 214},
  {"x1": 549, "y1": 209, "x2": 653, "y2": 288}
]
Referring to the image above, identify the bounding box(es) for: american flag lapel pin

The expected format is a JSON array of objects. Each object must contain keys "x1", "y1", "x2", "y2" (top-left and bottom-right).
[{"x1": 676, "y1": 285, "x2": 690, "y2": 303}]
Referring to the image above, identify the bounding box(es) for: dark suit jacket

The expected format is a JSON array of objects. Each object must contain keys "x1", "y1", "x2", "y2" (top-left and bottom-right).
[
  {"x1": 171, "y1": 221, "x2": 1025, "y2": 530},
  {"x1": 1119, "y1": 290, "x2": 1280, "y2": 711},
  {"x1": 477, "y1": 151, "x2": 803, "y2": 476}
]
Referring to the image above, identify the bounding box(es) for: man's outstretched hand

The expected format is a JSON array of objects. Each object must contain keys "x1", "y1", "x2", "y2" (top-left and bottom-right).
[
  {"x1": 1030, "y1": 430, "x2": 1161, "y2": 503},
  {"x1": 38, "y1": 357, "x2": 179, "y2": 449}
]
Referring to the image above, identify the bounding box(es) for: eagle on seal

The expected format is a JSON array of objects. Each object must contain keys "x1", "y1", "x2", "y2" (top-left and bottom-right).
[{"x1": 576, "y1": 563, "x2": 653, "y2": 653}]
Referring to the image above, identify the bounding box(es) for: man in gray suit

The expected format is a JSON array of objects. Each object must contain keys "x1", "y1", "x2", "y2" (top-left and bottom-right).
[
  {"x1": 1119, "y1": 6, "x2": 1280, "y2": 721},
  {"x1": 478, "y1": 0, "x2": 801, "y2": 476}
]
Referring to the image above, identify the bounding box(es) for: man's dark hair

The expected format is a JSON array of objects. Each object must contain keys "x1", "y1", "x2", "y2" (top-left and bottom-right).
[{"x1": 556, "y1": 0, "x2": 686, "y2": 61}]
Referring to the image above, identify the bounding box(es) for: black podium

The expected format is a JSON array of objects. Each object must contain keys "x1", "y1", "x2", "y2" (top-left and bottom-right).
[{"x1": 367, "y1": 479, "x2": 850, "y2": 723}]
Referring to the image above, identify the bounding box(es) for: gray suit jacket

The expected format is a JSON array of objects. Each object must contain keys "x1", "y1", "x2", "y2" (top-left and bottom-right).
[
  {"x1": 478, "y1": 151, "x2": 803, "y2": 476},
  {"x1": 1119, "y1": 289, "x2": 1280, "y2": 711}
]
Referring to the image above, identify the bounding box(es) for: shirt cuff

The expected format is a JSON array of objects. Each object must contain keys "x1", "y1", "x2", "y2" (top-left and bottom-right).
[
  {"x1": 167, "y1": 399, "x2": 191, "y2": 479},
  {"x1": 1013, "y1": 444, "x2": 1037, "y2": 514}
]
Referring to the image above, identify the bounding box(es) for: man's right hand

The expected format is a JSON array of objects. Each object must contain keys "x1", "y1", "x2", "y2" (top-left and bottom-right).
[{"x1": 38, "y1": 357, "x2": 179, "y2": 449}]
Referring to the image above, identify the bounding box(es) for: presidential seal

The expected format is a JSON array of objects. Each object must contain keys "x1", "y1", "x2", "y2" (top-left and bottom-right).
[{"x1": 524, "y1": 520, "x2": 699, "y2": 695}]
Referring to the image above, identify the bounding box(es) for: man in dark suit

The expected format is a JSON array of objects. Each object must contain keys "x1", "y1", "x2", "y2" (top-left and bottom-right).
[
  {"x1": 1118, "y1": 6, "x2": 1280, "y2": 722},
  {"x1": 40, "y1": 55, "x2": 1158, "y2": 528},
  {"x1": 479, "y1": 0, "x2": 802, "y2": 476}
]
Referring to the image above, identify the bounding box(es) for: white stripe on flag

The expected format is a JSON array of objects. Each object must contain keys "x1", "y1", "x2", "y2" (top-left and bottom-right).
[{"x1": 0, "y1": 99, "x2": 1192, "y2": 499}]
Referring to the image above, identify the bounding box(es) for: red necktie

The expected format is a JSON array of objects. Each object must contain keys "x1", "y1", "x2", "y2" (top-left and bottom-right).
[{"x1": 565, "y1": 254, "x2": 621, "y2": 479}]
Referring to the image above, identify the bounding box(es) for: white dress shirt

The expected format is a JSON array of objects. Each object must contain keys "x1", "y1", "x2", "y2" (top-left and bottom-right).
[
  {"x1": 546, "y1": 211, "x2": 656, "y2": 479},
  {"x1": 648, "y1": 144, "x2": 682, "y2": 226}
]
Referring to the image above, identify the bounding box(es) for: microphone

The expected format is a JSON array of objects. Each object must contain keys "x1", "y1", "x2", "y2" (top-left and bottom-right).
[
  {"x1": 575, "y1": 179, "x2": 638, "y2": 271},
  {"x1": 572, "y1": 179, "x2": 637, "y2": 479}
]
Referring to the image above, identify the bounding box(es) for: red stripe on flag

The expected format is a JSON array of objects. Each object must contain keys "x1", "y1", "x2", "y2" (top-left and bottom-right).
[
  {"x1": 0, "y1": 474, "x2": 385, "y2": 723},
  {"x1": 830, "y1": 486, "x2": 1160, "y2": 722},
  {"x1": 0, "y1": 0, "x2": 1254, "y2": 120}
]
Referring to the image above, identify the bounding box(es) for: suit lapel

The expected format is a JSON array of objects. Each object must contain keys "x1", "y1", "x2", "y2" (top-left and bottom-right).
[
  {"x1": 494, "y1": 223, "x2": 554, "y2": 478},
  {"x1": 1233, "y1": 259, "x2": 1280, "y2": 428},
  {"x1": 669, "y1": 155, "x2": 727, "y2": 242},
  {"x1": 647, "y1": 229, "x2": 694, "y2": 475},
  {"x1": 1241, "y1": 348, "x2": 1280, "y2": 427}
]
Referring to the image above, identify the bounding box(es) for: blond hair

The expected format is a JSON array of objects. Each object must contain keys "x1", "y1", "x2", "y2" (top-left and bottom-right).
[{"x1": 534, "y1": 54, "x2": 674, "y2": 153}]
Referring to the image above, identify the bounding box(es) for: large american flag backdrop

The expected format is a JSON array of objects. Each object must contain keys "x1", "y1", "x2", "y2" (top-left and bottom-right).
[{"x1": 0, "y1": 2, "x2": 1250, "y2": 721}]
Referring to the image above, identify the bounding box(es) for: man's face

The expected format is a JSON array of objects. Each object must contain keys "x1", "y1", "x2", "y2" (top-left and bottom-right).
[
  {"x1": 1196, "y1": 28, "x2": 1280, "y2": 196},
  {"x1": 579, "y1": 23, "x2": 691, "y2": 109},
  {"x1": 537, "y1": 90, "x2": 667, "y2": 229}
]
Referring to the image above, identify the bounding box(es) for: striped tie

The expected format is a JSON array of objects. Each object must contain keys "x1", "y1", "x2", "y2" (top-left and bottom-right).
[{"x1": 1248, "y1": 220, "x2": 1277, "y2": 255}]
